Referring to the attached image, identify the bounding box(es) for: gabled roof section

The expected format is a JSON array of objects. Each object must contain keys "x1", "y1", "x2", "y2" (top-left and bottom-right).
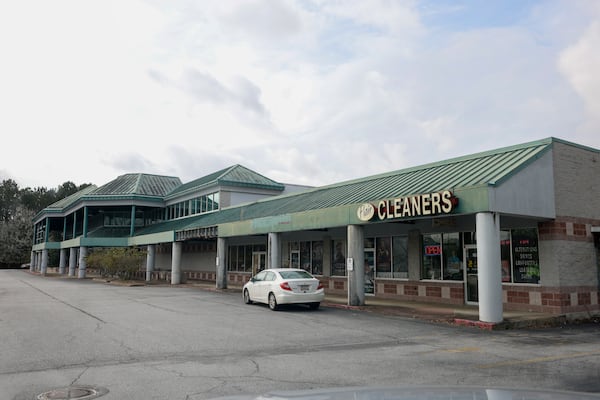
[
  {"x1": 43, "y1": 185, "x2": 98, "y2": 211},
  {"x1": 91, "y1": 173, "x2": 182, "y2": 197},
  {"x1": 33, "y1": 185, "x2": 98, "y2": 222},
  {"x1": 141, "y1": 138, "x2": 558, "y2": 236},
  {"x1": 224, "y1": 137, "x2": 555, "y2": 216},
  {"x1": 166, "y1": 164, "x2": 284, "y2": 199}
]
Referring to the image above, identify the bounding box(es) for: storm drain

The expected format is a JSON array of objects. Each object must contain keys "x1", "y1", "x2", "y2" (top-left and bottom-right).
[{"x1": 36, "y1": 386, "x2": 108, "y2": 400}]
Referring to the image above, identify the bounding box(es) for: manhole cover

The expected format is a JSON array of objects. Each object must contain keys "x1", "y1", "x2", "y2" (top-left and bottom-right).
[{"x1": 37, "y1": 386, "x2": 108, "y2": 400}]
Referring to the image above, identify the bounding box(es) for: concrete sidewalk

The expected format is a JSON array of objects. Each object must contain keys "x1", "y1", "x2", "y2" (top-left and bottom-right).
[{"x1": 320, "y1": 293, "x2": 573, "y2": 330}]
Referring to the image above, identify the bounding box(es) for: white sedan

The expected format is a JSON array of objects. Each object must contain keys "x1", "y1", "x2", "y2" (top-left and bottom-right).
[{"x1": 242, "y1": 268, "x2": 325, "y2": 310}]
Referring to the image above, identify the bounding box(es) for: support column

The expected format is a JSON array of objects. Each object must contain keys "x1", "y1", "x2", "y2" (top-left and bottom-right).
[
  {"x1": 82, "y1": 207, "x2": 88, "y2": 238},
  {"x1": 130, "y1": 205, "x2": 136, "y2": 237},
  {"x1": 476, "y1": 212, "x2": 503, "y2": 323},
  {"x1": 30, "y1": 251, "x2": 35, "y2": 272},
  {"x1": 347, "y1": 225, "x2": 365, "y2": 306},
  {"x1": 171, "y1": 241, "x2": 182, "y2": 285},
  {"x1": 59, "y1": 249, "x2": 67, "y2": 274},
  {"x1": 73, "y1": 210, "x2": 77, "y2": 238},
  {"x1": 78, "y1": 246, "x2": 88, "y2": 279},
  {"x1": 44, "y1": 217, "x2": 49, "y2": 242},
  {"x1": 216, "y1": 237, "x2": 228, "y2": 289},
  {"x1": 146, "y1": 244, "x2": 156, "y2": 282},
  {"x1": 267, "y1": 232, "x2": 281, "y2": 269},
  {"x1": 68, "y1": 248, "x2": 77, "y2": 277},
  {"x1": 41, "y1": 249, "x2": 49, "y2": 276}
]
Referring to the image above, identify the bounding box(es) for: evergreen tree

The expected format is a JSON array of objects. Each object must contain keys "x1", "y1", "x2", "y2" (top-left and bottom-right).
[{"x1": 0, "y1": 179, "x2": 93, "y2": 268}]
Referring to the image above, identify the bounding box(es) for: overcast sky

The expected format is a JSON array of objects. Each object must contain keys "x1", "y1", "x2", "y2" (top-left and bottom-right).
[{"x1": 1, "y1": 0, "x2": 599, "y2": 190}]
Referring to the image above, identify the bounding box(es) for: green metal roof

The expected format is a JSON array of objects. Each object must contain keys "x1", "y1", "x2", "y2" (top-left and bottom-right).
[
  {"x1": 37, "y1": 137, "x2": 579, "y2": 244},
  {"x1": 91, "y1": 173, "x2": 182, "y2": 197},
  {"x1": 166, "y1": 164, "x2": 284, "y2": 199},
  {"x1": 33, "y1": 166, "x2": 282, "y2": 222},
  {"x1": 44, "y1": 185, "x2": 98, "y2": 210},
  {"x1": 138, "y1": 137, "x2": 557, "y2": 237},
  {"x1": 34, "y1": 185, "x2": 99, "y2": 222},
  {"x1": 223, "y1": 138, "x2": 554, "y2": 216}
]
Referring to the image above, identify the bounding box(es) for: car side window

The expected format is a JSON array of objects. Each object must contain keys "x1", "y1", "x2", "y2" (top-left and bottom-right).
[
  {"x1": 265, "y1": 272, "x2": 276, "y2": 281},
  {"x1": 254, "y1": 271, "x2": 267, "y2": 281}
]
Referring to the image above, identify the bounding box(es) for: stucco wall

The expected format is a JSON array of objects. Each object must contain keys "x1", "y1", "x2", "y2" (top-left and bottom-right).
[
  {"x1": 154, "y1": 245, "x2": 217, "y2": 272},
  {"x1": 490, "y1": 150, "x2": 555, "y2": 218}
]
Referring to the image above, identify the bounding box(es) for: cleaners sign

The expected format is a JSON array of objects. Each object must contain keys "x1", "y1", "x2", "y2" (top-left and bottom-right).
[{"x1": 357, "y1": 190, "x2": 458, "y2": 222}]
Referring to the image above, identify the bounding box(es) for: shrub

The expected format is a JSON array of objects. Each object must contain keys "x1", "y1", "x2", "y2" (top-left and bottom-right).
[{"x1": 86, "y1": 247, "x2": 146, "y2": 280}]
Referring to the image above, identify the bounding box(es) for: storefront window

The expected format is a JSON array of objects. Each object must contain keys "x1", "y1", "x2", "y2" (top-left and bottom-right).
[
  {"x1": 244, "y1": 245, "x2": 252, "y2": 272},
  {"x1": 443, "y1": 233, "x2": 463, "y2": 281},
  {"x1": 300, "y1": 241, "x2": 311, "y2": 271},
  {"x1": 312, "y1": 241, "x2": 323, "y2": 275},
  {"x1": 422, "y1": 234, "x2": 442, "y2": 279},
  {"x1": 288, "y1": 241, "x2": 323, "y2": 275},
  {"x1": 392, "y1": 236, "x2": 408, "y2": 279},
  {"x1": 332, "y1": 240, "x2": 347, "y2": 276},
  {"x1": 237, "y1": 245, "x2": 246, "y2": 271},
  {"x1": 511, "y1": 228, "x2": 540, "y2": 284},
  {"x1": 375, "y1": 237, "x2": 392, "y2": 278},
  {"x1": 228, "y1": 246, "x2": 238, "y2": 271}
]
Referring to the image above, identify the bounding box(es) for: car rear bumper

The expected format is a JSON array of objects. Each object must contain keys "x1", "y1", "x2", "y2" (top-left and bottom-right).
[{"x1": 277, "y1": 291, "x2": 325, "y2": 305}]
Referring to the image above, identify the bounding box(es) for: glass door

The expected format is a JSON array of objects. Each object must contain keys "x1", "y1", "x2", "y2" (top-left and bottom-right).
[
  {"x1": 252, "y1": 252, "x2": 266, "y2": 276},
  {"x1": 464, "y1": 245, "x2": 478, "y2": 303}
]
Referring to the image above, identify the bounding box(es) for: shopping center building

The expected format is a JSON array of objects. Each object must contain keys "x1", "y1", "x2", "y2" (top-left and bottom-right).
[{"x1": 30, "y1": 138, "x2": 600, "y2": 323}]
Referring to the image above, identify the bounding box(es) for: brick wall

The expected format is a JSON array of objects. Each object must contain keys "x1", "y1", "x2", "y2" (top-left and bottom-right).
[{"x1": 503, "y1": 284, "x2": 599, "y2": 314}]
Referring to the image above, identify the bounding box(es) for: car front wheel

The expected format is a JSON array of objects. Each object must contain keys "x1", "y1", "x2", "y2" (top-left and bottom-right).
[
  {"x1": 268, "y1": 293, "x2": 279, "y2": 311},
  {"x1": 243, "y1": 289, "x2": 252, "y2": 304}
]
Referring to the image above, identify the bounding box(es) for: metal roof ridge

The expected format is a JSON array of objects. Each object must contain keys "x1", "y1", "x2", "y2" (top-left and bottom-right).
[
  {"x1": 217, "y1": 164, "x2": 240, "y2": 180},
  {"x1": 165, "y1": 164, "x2": 284, "y2": 200},
  {"x1": 134, "y1": 173, "x2": 144, "y2": 194},
  {"x1": 164, "y1": 166, "x2": 233, "y2": 199},
  {"x1": 219, "y1": 138, "x2": 557, "y2": 210},
  {"x1": 322, "y1": 137, "x2": 556, "y2": 189}
]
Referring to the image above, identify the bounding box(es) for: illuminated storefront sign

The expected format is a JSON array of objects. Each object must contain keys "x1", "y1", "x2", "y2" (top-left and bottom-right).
[{"x1": 357, "y1": 190, "x2": 458, "y2": 222}]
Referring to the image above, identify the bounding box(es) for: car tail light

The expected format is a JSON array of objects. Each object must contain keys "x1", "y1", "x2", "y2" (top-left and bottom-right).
[
  {"x1": 317, "y1": 282, "x2": 324, "y2": 290},
  {"x1": 280, "y1": 282, "x2": 292, "y2": 291}
]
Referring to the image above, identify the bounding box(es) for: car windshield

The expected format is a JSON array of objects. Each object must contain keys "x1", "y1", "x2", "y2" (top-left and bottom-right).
[{"x1": 279, "y1": 270, "x2": 313, "y2": 279}]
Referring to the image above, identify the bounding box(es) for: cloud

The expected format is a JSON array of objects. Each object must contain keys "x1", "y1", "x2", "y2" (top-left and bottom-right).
[
  {"x1": 150, "y1": 68, "x2": 268, "y2": 117},
  {"x1": 164, "y1": 146, "x2": 242, "y2": 183},
  {"x1": 105, "y1": 152, "x2": 156, "y2": 174},
  {"x1": 3, "y1": 0, "x2": 600, "y2": 191},
  {"x1": 559, "y1": 20, "x2": 600, "y2": 129},
  {"x1": 220, "y1": 0, "x2": 304, "y2": 40}
]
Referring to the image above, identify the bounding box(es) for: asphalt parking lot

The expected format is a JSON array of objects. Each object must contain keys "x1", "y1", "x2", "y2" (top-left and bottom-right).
[{"x1": 1, "y1": 270, "x2": 599, "y2": 400}]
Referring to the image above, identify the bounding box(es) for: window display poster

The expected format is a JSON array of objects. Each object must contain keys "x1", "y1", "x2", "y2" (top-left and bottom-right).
[
  {"x1": 364, "y1": 250, "x2": 375, "y2": 294},
  {"x1": 511, "y1": 228, "x2": 540, "y2": 284}
]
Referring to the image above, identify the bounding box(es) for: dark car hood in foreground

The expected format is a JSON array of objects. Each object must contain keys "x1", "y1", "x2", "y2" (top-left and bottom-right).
[{"x1": 211, "y1": 386, "x2": 600, "y2": 400}]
